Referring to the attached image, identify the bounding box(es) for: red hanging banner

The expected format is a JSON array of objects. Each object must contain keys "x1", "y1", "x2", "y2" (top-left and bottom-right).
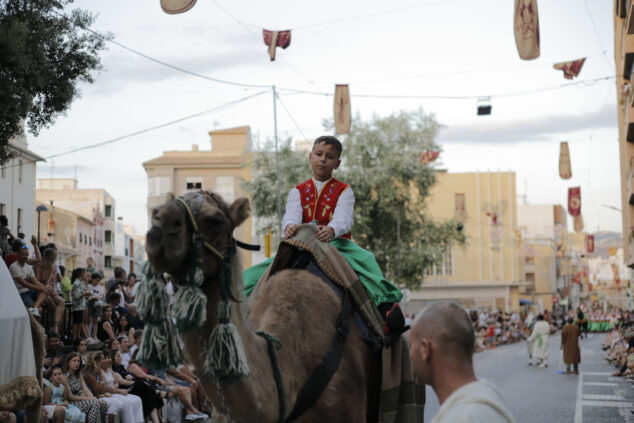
[
  {"x1": 559, "y1": 141, "x2": 572, "y2": 179},
  {"x1": 334, "y1": 84, "x2": 351, "y2": 135},
  {"x1": 585, "y1": 234, "x2": 595, "y2": 254},
  {"x1": 263, "y1": 30, "x2": 291, "y2": 61},
  {"x1": 419, "y1": 151, "x2": 440, "y2": 164},
  {"x1": 568, "y1": 187, "x2": 581, "y2": 217},
  {"x1": 553, "y1": 58, "x2": 586, "y2": 80}
]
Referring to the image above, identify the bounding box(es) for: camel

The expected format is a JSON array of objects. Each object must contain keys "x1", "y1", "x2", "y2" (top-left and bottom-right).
[{"x1": 145, "y1": 191, "x2": 381, "y2": 423}]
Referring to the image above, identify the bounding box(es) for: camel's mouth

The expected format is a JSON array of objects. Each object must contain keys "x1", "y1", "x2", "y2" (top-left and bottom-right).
[{"x1": 145, "y1": 201, "x2": 191, "y2": 279}]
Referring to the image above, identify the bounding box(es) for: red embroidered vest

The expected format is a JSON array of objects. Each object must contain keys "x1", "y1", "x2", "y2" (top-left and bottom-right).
[{"x1": 296, "y1": 178, "x2": 351, "y2": 239}]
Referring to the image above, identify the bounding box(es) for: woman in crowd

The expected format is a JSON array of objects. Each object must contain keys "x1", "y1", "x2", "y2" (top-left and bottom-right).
[
  {"x1": 36, "y1": 247, "x2": 65, "y2": 333},
  {"x1": 73, "y1": 339, "x2": 88, "y2": 367},
  {"x1": 105, "y1": 350, "x2": 164, "y2": 423},
  {"x1": 96, "y1": 351, "x2": 144, "y2": 423},
  {"x1": 71, "y1": 268, "x2": 91, "y2": 341},
  {"x1": 62, "y1": 353, "x2": 109, "y2": 423},
  {"x1": 127, "y1": 351, "x2": 204, "y2": 419},
  {"x1": 97, "y1": 305, "x2": 117, "y2": 343},
  {"x1": 82, "y1": 352, "x2": 133, "y2": 423},
  {"x1": 116, "y1": 314, "x2": 136, "y2": 341}
]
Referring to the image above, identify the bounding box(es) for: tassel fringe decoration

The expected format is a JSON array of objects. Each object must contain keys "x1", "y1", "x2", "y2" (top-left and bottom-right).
[
  {"x1": 136, "y1": 275, "x2": 168, "y2": 324},
  {"x1": 173, "y1": 285, "x2": 207, "y2": 332},
  {"x1": 203, "y1": 301, "x2": 250, "y2": 383},
  {"x1": 137, "y1": 319, "x2": 184, "y2": 370}
]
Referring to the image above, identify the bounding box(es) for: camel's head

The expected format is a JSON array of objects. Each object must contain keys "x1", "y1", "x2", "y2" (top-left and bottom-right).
[{"x1": 145, "y1": 191, "x2": 250, "y2": 282}]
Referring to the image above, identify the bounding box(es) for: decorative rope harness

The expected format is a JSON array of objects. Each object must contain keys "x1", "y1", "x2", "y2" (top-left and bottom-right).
[{"x1": 136, "y1": 192, "x2": 252, "y2": 383}]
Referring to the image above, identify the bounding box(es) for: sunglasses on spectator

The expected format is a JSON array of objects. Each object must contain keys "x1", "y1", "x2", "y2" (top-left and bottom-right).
[{"x1": 20, "y1": 245, "x2": 28, "y2": 249}]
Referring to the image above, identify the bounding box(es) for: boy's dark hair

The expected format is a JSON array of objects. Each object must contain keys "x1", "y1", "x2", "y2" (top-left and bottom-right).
[
  {"x1": 11, "y1": 238, "x2": 24, "y2": 251},
  {"x1": 47, "y1": 332, "x2": 61, "y2": 341},
  {"x1": 313, "y1": 135, "x2": 342, "y2": 157},
  {"x1": 108, "y1": 292, "x2": 121, "y2": 304},
  {"x1": 0, "y1": 215, "x2": 7, "y2": 226},
  {"x1": 92, "y1": 272, "x2": 102, "y2": 280},
  {"x1": 114, "y1": 267, "x2": 126, "y2": 280},
  {"x1": 71, "y1": 268, "x2": 85, "y2": 281},
  {"x1": 128, "y1": 272, "x2": 136, "y2": 281},
  {"x1": 17, "y1": 232, "x2": 25, "y2": 239},
  {"x1": 59, "y1": 265, "x2": 66, "y2": 277},
  {"x1": 133, "y1": 329, "x2": 143, "y2": 341}
]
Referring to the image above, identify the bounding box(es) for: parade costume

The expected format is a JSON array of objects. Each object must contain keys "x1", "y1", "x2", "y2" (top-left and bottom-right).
[{"x1": 243, "y1": 177, "x2": 402, "y2": 306}]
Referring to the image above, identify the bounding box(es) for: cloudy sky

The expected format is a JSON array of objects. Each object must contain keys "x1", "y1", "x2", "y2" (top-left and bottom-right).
[{"x1": 30, "y1": 0, "x2": 619, "y2": 236}]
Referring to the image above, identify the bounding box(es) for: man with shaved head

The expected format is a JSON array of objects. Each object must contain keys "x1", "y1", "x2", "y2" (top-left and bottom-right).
[{"x1": 409, "y1": 302, "x2": 515, "y2": 422}]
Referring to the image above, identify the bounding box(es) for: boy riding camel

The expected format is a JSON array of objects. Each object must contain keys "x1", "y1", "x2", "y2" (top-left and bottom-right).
[{"x1": 244, "y1": 135, "x2": 403, "y2": 317}]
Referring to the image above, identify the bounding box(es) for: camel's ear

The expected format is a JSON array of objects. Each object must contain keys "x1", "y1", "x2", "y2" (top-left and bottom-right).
[{"x1": 229, "y1": 198, "x2": 250, "y2": 227}]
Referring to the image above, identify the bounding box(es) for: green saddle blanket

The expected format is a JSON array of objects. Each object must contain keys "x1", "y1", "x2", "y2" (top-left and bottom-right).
[{"x1": 243, "y1": 228, "x2": 402, "y2": 307}]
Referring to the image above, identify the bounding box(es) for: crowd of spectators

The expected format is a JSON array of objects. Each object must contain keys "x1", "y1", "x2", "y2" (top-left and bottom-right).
[
  {"x1": 470, "y1": 309, "x2": 526, "y2": 351},
  {"x1": 601, "y1": 311, "x2": 634, "y2": 378},
  {"x1": 1, "y1": 214, "x2": 210, "y2": 423}
]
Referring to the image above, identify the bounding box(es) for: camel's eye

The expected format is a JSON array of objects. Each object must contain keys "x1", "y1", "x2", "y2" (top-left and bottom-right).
[{"x1": 202, "y1": 213, "x2": 225, "y2": 227}]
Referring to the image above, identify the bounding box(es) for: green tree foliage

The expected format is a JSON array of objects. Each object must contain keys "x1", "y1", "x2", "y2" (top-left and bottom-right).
[
  {"x1": 245, "y1": 109, "x2": 465, "y2": 288},
  {"x1": 0, "y1": 0, "x2": 109, "y2": 164}
]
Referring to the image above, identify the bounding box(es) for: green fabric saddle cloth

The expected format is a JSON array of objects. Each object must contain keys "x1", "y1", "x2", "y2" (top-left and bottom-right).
[{"x1": 243, "y1": 226, "x2": 402, "y2": 306}]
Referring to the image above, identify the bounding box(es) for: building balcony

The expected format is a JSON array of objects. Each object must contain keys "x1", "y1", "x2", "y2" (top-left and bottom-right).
[{"x1": 618, "y1": 0, "x2": 627, "y2": 18}]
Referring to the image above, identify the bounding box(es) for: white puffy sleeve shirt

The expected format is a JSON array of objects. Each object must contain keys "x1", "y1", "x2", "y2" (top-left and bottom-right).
[{"x1": 282, "y1": 178, "x2": 354, "y2": 238}]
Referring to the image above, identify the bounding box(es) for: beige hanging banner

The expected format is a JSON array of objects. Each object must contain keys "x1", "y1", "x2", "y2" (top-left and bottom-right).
[
  {"x1": 334, "y1": 84, "x2": 351, "y2": 135},
  {"x1": 559, "y1": 141, "x2": 572, "y2": 179},
  {"x1": 160, "y1": 0, "x2": 197, "y2": 14},
  {"x1": 514, "y1": 0, "x2": 540, "y2": 60},
  {"x1": 573, "y1": 214, "x2": 584, "y2": 233},
  {"x1": 553, "y1": 58, "x2": 586, "y2": 80},
  {"x1": 455, "y1": 193, "x2": 467, "y2": 223}
]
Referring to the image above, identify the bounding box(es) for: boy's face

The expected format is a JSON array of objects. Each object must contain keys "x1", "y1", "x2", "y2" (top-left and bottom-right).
[{"x1": 309, "y1": 142, "x2": 341, "y2": 181}]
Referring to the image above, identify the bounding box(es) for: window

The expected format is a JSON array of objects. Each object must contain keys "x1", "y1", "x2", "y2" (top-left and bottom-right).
[
  {"x1": 17, "y1": 208, "x2": 22, "y2": 233},
  {"x1": 185, "y1": 176, "x2": 203, "y2": 191},
  {"x1": 105, "y1": 256, "x2": 112, "y2": 268},
  {"x1": 148, "y1": 176, "x2": 171, "y2": 196},
  {"x1": 125, "y1": 247, "x2": 129, "y2": 257},
  {"x1": 1, "y1": 165, "x2": 5, "y2": 179},
  {"x1": 79, "y1": 233, "x2": 82, "y2": 243},
  {"x1": 105, "y1": 230, "x2": 112, "y2": 243},
  {"x1": 18, "y1": 160, "x2": 22, "y2": 184},
  {"x1": 89, "y1": 237, "x2": 92, "y2": 246},
  {"x1": 105, "y1": 205, "x2": 112, "y2": 217},
  {"x1": 0, "y1": 203, "x2": 5, "y2": 216},
  {"x1": 215, "y1": 176, "x2": 234, "y2": 203}
]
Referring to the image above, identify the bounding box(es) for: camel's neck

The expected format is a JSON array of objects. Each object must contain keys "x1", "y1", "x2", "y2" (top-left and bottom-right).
[{"x1": 180, "y1": 256, "x2": 280, "y2": 422}]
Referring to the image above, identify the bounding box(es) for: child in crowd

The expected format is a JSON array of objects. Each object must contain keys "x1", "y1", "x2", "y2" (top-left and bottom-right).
[
  {"x1": 71, "y1": 268, "x2": 91, "y2": 341},
  {"x1": 87, "y1": 272, "x2": 105, "y2": 338},
  {"x1": 59, "y1": 265, "x2": 72, "y2": 302},
  {"x1": 43, "y1": 367, "x2": 86, "y2": 423},
  {"x1": 0, "y1": 215, "x2": 14, "y2": 255},
  {"x1": 243, "y1": 135, "x2": 403, "y2": 318}
]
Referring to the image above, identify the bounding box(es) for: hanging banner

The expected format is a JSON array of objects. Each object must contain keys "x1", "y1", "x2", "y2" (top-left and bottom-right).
[
  {"x1": 455, "y1": 193, "x2": 467, "y2": 223},
  {"x1": 559, "y1": 141, "x2": 572, "y2": 180},
  {"x1": 514, "y1": 0, "x2": 540, "y2": 60},
  {"x1": 573, "y1": 272, "x2": 581, "y2": 284},
  {"x1": 262, "y1": 30, "x2": 291, "y2": 61},
  {"x1": 608, "y1": 247, "x2": 618, "y2": 256},
  {"x1": 334, "y1": 84, "x2": 351, "y2": 135},
  {"x1": 553, "y1": 58, "x2": 586, "y2": 80},
  {"x1": 568, "y1": 187, "x2": 581, "y2": 217},
  {"x1": 585, "y1": 234, "x2": 594, "y2": 254},
  {"x1": 420, "y1": 151, "x2": 440, "y2": 164},
  {"x1": 160, "y1": 0, "x2": 197, "y2": 14},
  {"x1": 612, "y1": 263, "x2": 621, "y2": 284},
  {"x1": 573, "y1": 214, "x2": 584, "y2": 233}
]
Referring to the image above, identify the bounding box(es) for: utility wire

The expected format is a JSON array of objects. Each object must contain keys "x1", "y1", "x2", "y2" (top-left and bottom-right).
[
  {"x1": 276, "y1": 93, "x2": 308, "y2": 140},
  {"x1": 2, "y1": 90, "x2": 270, "y2": 170},
  {"x1": 582, "y1": 0, "x2": 615, "y2": 74},
  {"x1": 279, "y1": 75, "x2": 615, "y2": 100}
]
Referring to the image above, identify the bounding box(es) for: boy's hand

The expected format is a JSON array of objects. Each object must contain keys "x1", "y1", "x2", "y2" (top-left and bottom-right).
[
  {"x1": 316, "y1": 226, "x2": 335, "y2": 242},
  {"x1": 284, "y1": 224, "x2": 298, "y2": 239}
]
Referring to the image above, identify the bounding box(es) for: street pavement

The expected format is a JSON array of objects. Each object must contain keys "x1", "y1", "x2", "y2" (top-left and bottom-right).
[{"x1": 422, "y1": 331, "x2": 634, "y2": 422}]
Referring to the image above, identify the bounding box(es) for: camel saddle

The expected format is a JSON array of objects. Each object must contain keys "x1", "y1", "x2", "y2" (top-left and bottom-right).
[{"x1": 249, "y1": 224, "x2": 425, "y2": 423}]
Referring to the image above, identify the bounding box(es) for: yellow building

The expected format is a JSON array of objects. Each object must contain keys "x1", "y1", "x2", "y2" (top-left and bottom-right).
[
  {"x1": 517, "y1": 204, "x2": 570, "y2": 312},
  {"x1": 614, "y1": 2, "x2": 634, "y2": 267},
  {"x1": 406, "y1": 171, "x2": 522, "y2": 314},
  {"x1": 142, "y1": 126, "x2": 255, "y2": 267}
]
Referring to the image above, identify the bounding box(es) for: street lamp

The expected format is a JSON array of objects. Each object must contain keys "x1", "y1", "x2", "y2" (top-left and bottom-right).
[{"x1": 36, "y1": 204, "x2": 48, "y2": 246}]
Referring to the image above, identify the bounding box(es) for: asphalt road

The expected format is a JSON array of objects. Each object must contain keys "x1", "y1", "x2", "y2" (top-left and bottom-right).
[{"x1": 422, "y1": 331, "x2": 634, "y2": 422}]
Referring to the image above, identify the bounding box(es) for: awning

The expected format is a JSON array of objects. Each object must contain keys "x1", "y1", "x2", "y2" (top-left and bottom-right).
[{"x1": 519, "y1": 299, "x2": 534, "y2": 305}]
